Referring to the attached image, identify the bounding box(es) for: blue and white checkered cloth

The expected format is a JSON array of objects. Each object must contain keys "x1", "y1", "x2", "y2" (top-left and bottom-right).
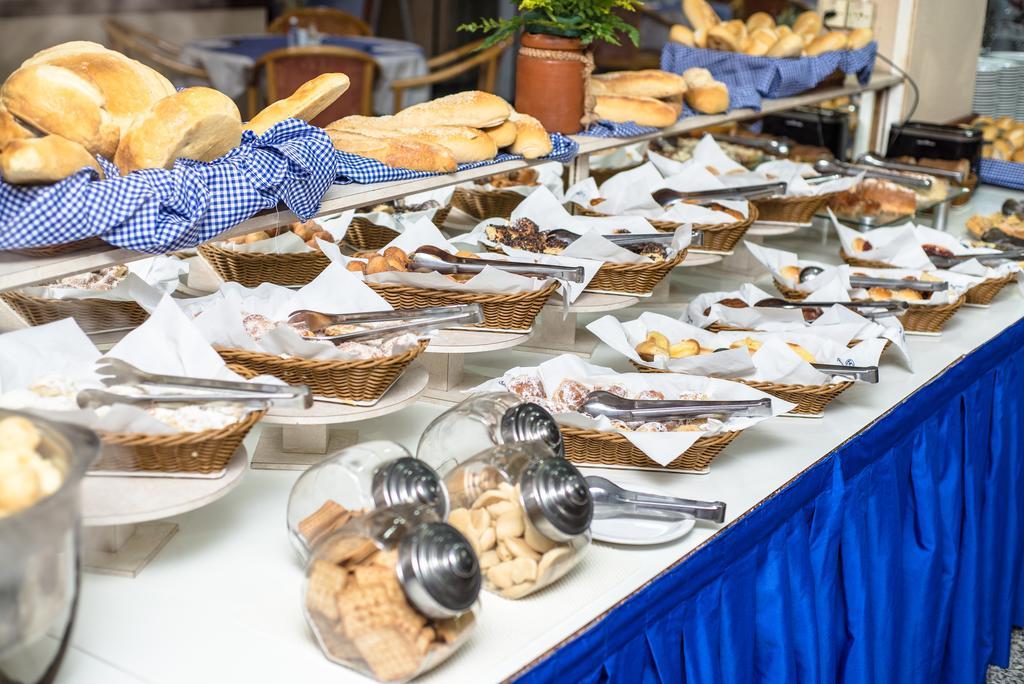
[
  {"x1": 660, "y1": 42, "x2": 878, "y2": 111},
  {"x1": 0, "y1": 119, "x2": 338, "y2": 253},
  {"x1": 333, "y1": 132, "x2": 579, "y2": 184},
  {"x1": 979, "y1": 159, "x2": 1024, "y2": 191},
  {"x1": 581, "y1": 120, "x2": 663, "y2": 138}
]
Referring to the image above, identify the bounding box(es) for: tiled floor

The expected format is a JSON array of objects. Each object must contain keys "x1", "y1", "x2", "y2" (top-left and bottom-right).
[{"x1": 988, "y1": 630, "x2": 1024, "y2": 683}]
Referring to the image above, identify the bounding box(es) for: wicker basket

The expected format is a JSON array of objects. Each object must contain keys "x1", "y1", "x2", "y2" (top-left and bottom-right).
[
  {"x1": 575, "y1": 205, "x2": 758, "y2": 253},
  {"x1": 840, "y1": 251, "x2": 890, "y2": 269},
  {"x1": 753, "y1": 192, "x2": 836, "y2": 225},
  {"x1": 965, "y1": 272, "x2": 1017, "y2": 305},
  {"x1": 561, "y1": 425, "x2": 741, "y2": 471},
  {"x1": 197, "y1": 242, "x2": 331, "y2": 287},
  {"x1": 629, "y1": 362, "x2": 853, "y2": 416},
  {"x1": 346, "y1": 207, "x2": 452, "y2": 252},
  {"x1": 1, "y1": 291, "x2": 149, "y2": 333},
  {"x1": 773, "y1": 279, "x2": 809, "y2": 300},
  {"x1": 900, "y1": 295, "x2": 965, "y2": 333},
  {"x1": 452, "y1": 186, "x2": 527, "y2": 220},
  {"x1": 216, "y1": 339, "x2": 428, "y2": 404},
  {"x1": 587, "y1": 251, "x2": 687, "y2": 295},
  {"x1": 590, "y1": 164, "x2": 643, "y2": 186},
  {"x1": 367, "y1": 281, "x2": 557, "y2": 332},
  {"x1": 704, "y1": 321, "x2": 894, "y2": 352},
  {"x1": 93, "y1": 408, "x2": 263, "y2": 474}
]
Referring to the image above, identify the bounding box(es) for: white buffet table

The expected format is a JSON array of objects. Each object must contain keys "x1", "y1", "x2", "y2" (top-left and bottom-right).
[{"x1": 54, "y1": 186, "x2": 1024, "y2": 683}]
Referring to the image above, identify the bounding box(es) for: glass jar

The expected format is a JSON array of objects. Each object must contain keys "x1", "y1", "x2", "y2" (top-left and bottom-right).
[
  {"x1": 417, "y1": 392, "x2": 564, "y2": 475},
  {"x1": 443, "y1": 442, "x2": 592, "y2": 599},
  {"x1": 302, "y1": 504, "x2": 480, "y2": 683},
  {"x1": 0, "y1": 409, "x2": 99, "y2": 684},
  {"x1": 287, "y1": 441, "x2": 449, "y2": 561}
]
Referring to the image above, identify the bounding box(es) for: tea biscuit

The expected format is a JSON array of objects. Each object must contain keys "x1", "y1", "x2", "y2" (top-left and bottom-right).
[
  {"x1": 306, "y1": 560, "x2": 348, "y2": 622},
  {"x1": 354, "y1": 628, "x2": 421, "y2": 681}
]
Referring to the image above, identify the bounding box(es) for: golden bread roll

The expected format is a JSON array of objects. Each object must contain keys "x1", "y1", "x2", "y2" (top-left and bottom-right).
[
  {"x1": 592, "y1": 69, "x2": 689, "y2": 98},
  {"x1": 797, "y1": 31, "x2": 817, "y2": 48},
  {"x1": 508, "y1": 111, "x2": 551, "y2": 159},
  {"x1": 973, "y1": 115, "x2": 993, "y2": 126},
  {"x1": 635, "y1": 340, "x2": 666, "y2": 362},
  {"x1": 669, "y1": 24, "x2": 696, "y2": 46},
  {"x1": 245, "y1": 73, "x2": 350, "y2": 135},
  {"x1": 981, "y1": 124, "x2": 999, "y2": 142},
  {"x1": 780, "y1": 265, "x2": 801, "y2": 282},
  {"x1": 793, "y1": 11, "x2": 822, "y2": 36},
  {"x1": 685, "y1": 82, "x2": 729, "y2": 114},
  {"x1": 742, "y1": 37, "x2": 771, "y2": 56},
  {"x1": 327, "y1": 116, "x2": 497, "y2": 163},
  {"x1": 993, "y1": 138, "x2": 1013, "y2": 160},
  {"x1": 846, "y1": 27, "x2": 874, "y2": 50},
  {"x1": 767, "y1": 34, "x2": 805, "y2": 58},
  {"x1": 393, "y1": 90, "x2": 511, "y2": 129},
  {"x1": 746, "y1": 12, "x2": 775, "y2": 32},
  {"x1": 982, "y1": 144, "x2": 994, "y2": 160},
  {"x1": 0, "y1": 104, "x2": 33, "y2": 148},
  {"x1": 996, "y1": 116, "x2": 1015, "y2": 131},
  {"x1": 1005, "y1": 127, "x2": 1024, "y2": 148},
  {"x1": 23, "y1": 41, "x2": 175, "y2": 136},
  {"x1": 669, "y1": 339, "x2": 700, "y2": 358},
  {"x1": 683, "y1": 0, "x2": 721, "y2": 31},
  {"x1": 776, "y1": 25, "x2": 794, "y2": 38},
  {"x1": 1013, "y1": 149, "x2": 1024, "y2": 164},
  {"x1": 1, "y1": 63, "x2": 119, "y2": 159},
  {"x1": 805, "y1": 31, "x2": 848, "y2": 56},
  {"x1": 723, "y1": 19, "x2": 748, "y2": 40},
  {"x1": 594, "y1": 95, "x2": 678, "y2": 128},
  {"x1": 694, "y1": 28, "x2": 709, "y2": 48},
  {"x1": 114, "y1": 87, "x2": 242, "y2": 174},
  {"x1": 707, "y1": 24, "x2": 741, "y2": 52},
  {"x1": 483, "y1": 119, "x2": 517, "y2": 148},
  {"x1": 682, "y1": 67, "x2": 715, "y2": 88},
  {"x1": 1, "y1": 134, "x2": 102, "y2": 184},
  {"x1": 750, "y1": 27, "x2": 779, "y2": 47},
  {"x1": 327, "y1": 128, "x2": 456, "y2": 172}
]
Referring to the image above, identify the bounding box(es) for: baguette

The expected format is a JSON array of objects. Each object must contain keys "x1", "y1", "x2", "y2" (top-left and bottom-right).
[
  {"x1": 484, "y1": 119, "x2": 517, "y2": 148},
  {"x1": 327, "y1": 116, "x2": 497, "y2": 163},
  {"x1": 846, "y1": 27, "x2": 874, "y2": 50},
  {"x1": 23, "y1": 42, "x2": 175, "y2": 136},
  {"x1": 0, "y1": 104, "x2": 33, "y2": 148},
  {"x1": 669, "y1": 24, "x2": 695, "y2": 46},
  {"x1": 508, "y1": 111, "x2": 551, "y2": 159},
  {"x1": 792, "y1": 11, "x2": 822, "y2": 36},
  {"x1": 592, "y1": 70, "x2": 688, "y2": 98},
  {"x1": 594, "y1": 95, "x2": 678, "y2": 128},
  {"x1": 767, "y1": 34, "x2": 805, "y2": 58},
  {"x1": 393, "y1": 90, "x2": 511, "y2": 129},
  {"x1": 683, "y1": 0, "x2": 720, "y2": 31},
  {"x1": 805, "y1": 31, "x2": 848, "y2": 56},
  {"x1": 1, "y1": 63, "x2": 120, "y2": 159},
  {"x1": 1, "y1": 134, "x2": 102, "y2": 184},
  {"x1": 115, "y1": 87, "x2": 242, "y2": 174},
  {"x1": 327, "y1": 128, "x2": 456, "y2": 172},
  {"x1": 245, "y1": 73, "x2": 350, "y2": 135}
]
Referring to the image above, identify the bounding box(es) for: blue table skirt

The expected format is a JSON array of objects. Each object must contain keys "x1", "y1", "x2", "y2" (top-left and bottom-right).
[{"x1": 518, "y1": 315, "x2": 1024, "y2": 684}]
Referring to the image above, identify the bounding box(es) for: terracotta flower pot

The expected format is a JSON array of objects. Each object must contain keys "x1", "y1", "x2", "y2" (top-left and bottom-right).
[{"x1": 515, "y1": 33, "x2": 586, "y2": 134}]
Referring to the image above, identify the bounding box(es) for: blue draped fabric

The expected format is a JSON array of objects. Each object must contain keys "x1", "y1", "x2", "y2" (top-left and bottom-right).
[{"x1": 517, "y1": 315, "x2": 1024, "y2": 684}]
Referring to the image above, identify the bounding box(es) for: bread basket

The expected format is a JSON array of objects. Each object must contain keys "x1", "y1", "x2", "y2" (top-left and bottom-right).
[
  {"x1": 752, "y1": 192, "x2": 837, "y2": 225},
  {"x1": 197, "y1": 242, "x2": 331, "y2": 287},
  {"x1": 452, "y1": 186, "x2": 528, "y2": 220},
  {"x1": 587, "y1": 251, "x2": 687, "y2": 295},
  {"x1": 216, "y1": 339, "x2": 428, "y2": 405},
  {"x1": 366, "y1": 281, "x2": 557, "y2": 332},
  {"x1": 561, "y1": 424, "x2": 742, "y2": 471},
  {"x1": 575, "y1": 204, "x2": 758, "y2": 253},
  {"x1": 345, "y1": 207, "x2": 452, "y2": 252},
  {"x1": 0, "y1": 291, "x2": 149, "y2": 334}
]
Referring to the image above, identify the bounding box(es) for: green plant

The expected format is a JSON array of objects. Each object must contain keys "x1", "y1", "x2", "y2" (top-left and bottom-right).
[{"x1": 459, "y1": 0, "x2": 642, "y2": 48}]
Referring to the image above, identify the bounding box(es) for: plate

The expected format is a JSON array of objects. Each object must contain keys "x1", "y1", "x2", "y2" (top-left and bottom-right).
[{"x1": 590, "y1": 481, "x2": 698, "y2": 546}]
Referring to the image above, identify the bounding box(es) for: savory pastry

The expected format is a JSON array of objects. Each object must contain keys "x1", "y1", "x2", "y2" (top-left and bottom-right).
[
  {"x1": 780, "y1": 265, "x2": 801, "y2": 282},
  {"x1": 729, "y1": 337, "x2": 763, "y2": 354},
  {"x1": 52, "y1": 264, "x2": 128, "y2": 291},
  {"x1": 852, "y1": 237, "x2": 872, "y2": 253},
  {"x1": 476, "y1": 168, "x2": 539, "y2": 188},
  {"x1": 669, "y1": 339, "x2": 701, "y2": 358},
  {"x1": 921, "y1": 243, "x2": 954, "y2": 259}
]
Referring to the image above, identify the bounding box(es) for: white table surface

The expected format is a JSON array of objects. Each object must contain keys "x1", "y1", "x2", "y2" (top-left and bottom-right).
[{"x1": 57, "y1": 186, "x2": 1024, "y2": 683}]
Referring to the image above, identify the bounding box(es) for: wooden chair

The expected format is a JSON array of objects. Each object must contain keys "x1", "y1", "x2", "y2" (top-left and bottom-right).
[
  {"x1": 103, "y1": 19, "x2": 209, "y2": 84},
  {"x1": 390, "y1": 38, "x2": 510, "y2": 113},
  {"x1": 268, "y1": 8, "x2": 372, "y2": 37},
  {"x1": 248, "y1": 46, "x2": 377, "y2": 125}
]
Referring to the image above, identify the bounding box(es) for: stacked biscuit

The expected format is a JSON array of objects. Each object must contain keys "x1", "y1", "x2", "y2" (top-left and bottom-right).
[
  {"x1": 447, "y1": 482, "x2": 578, "y2": 600},
  {"x1": 974, "y1": 115, "x2": 1024, "y2": 163},
  {"x1": 0, "y1": 40, "x2": 349, "y2": 185},
  {"x1": 304, "y1": 522, "x2": 474, "y2": 682},
  {"x1": 670, "y1": 2, "x2": 874, "y2": 59},
  {"x1": 326, "y1": 91, "x2": 552, "y2": 172}
]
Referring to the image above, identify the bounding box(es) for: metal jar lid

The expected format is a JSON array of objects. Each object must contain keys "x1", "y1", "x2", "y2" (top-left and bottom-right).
[
  {"x1": 500, "y1": 402, "x2": 564, "y2": 457},
  {"x1": 396, "y1": 522, "x2": 481, "y2": 619},
  {"x1": 371, "y1": 457, "x2": 449, "y2": 519},
  {"x1": 519, "y1": 457, "x2": 592, "y2": 543}
]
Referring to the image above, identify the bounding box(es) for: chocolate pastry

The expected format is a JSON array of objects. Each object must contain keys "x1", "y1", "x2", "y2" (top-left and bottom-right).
[{"x1": 921, "y1": 243, "x2": 954, "y2": 259}]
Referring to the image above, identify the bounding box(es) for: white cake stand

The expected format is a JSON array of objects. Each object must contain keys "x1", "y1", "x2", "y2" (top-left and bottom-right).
[
  {"x1": 81, "y1": 446, "x2": 248, "y2": 577},
  {"x1": 420, "y1": 329, "x2": 531, "y2": 405},
  {"x1": 518, "y1": 292, "x2": 638, "y2": 358},
  {"x1": 250, "y1": 365, "x2": 429, "y2": 470}
]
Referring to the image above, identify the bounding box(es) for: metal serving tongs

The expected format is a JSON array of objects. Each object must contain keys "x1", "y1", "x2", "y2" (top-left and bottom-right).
[
  {"x1": 580, "y1": 391, "x2": 773, "y2": 423},
  {"x1": 754, "y1": 297, "x2": 909, "y2": 321},
  {"x1": 711, "y1": 134, "x2": 790, "y2": 157},
  {"x1": 303, "y1": 305, "x2": 483, "y2": 342},
  {"x1": 86, "y1": 358, "x2": 313, "y2": 409},
  {"x1": 651, "y1": 181, "x2": 788, "y2": 207},
  {"x1": 813, "y1": 159, "x2": 933, "y2": 190},
  {"x1": 543, "y1": 229, "x2": 678, "y2": 246},
  {"x1": 587, "y1": 475, "x2": 727, "y2": 523},
  {"x1": 856, "y1": 152, "x2": 967, "y2": 185},
  {"x1": 798, "y1": 265, "x2": 949, "y2": 292},
  {"x1": 410, "y1": 245, "x2": 585, "y2": 282},
  {"x1": 928, "y1": 251, "x2": 1024, "y2": 269}
]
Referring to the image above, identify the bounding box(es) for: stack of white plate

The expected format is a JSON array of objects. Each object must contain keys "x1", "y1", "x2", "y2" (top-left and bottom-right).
[
  {"x1": 988, "y1": 51, "x2": 1024, "y2": 120},
  {"x1": 975, "y1": 57, "x2": 1007, "y2": 117}
]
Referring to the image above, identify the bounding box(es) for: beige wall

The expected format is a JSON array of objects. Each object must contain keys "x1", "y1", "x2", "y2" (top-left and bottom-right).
[
  {"x1": 904, "y1": 0, "x2": 986, "y2": 122},
  {"x1": 0, "y1": 8, "x2": 265, "y2": 81}
]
